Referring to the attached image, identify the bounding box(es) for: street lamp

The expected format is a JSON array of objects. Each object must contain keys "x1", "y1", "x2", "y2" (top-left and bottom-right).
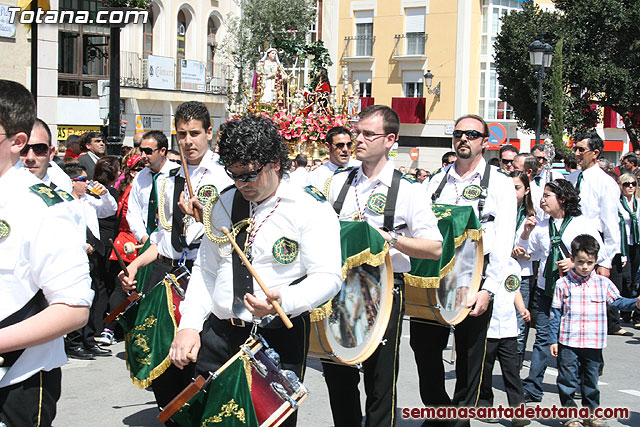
[
  {"x1": 423, "y1": 69, "x2": 441, "y2": 99},
  {"x1": 529, "y1": 39, "x2": 554, "y2": 149}
]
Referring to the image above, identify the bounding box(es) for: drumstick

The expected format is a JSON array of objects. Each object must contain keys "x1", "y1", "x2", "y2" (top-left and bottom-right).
[
  {"x1": 177, "y1": 142, "x2": 201, "y2": 222},
  {"x1": 221, "y1": 226, "x2": 293, "y2": 329},
  {"x1": 123, "y1": 242, "x2": 144, "y2": 255},
  {"x1": 109, "y1": 238, "x2": 129, "y2": 277}
]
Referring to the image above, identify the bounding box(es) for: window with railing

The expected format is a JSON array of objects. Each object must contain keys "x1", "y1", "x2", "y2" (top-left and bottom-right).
[
  {"x1": 478, "y1": 0, "x2": 521, "y2": 120},
  {"x1": 355, "y1": 23, "x2": 373, "y2": 56},
  {"x1": 405, "y1": 7, "x2": 426, "y2": 55},
  {"x1": 353, "y1": 71, "x2": 372, "y2": 97}
]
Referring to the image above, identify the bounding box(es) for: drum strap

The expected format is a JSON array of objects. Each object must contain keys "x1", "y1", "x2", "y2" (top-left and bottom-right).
[
  {"x1": 171, "y1": 175, "x2": 201, "y2": 253},
  {"x1": 332, "y1": 168, "x2": 402, "y2": 228},
  {"x1": 231, "y1": 189, "x2": 253, "y2": 318},
  {"x1": 432, "y1": 162, "x2": 492, "y2": 220}
]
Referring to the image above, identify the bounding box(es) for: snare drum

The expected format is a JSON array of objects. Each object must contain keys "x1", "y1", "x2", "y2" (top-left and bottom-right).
[
  {"x1": 308, "y1": 222, "x2": 394, "y2": 365},
  {"x1": 164, "y1": 335, "x2": 308, "y2": 427},
  {"x1": 404, "y1": 204, "x2": 484, "y2": 326}
]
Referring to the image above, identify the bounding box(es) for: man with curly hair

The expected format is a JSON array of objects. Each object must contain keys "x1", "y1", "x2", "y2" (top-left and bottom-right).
[{"x1": 170, "y1": 114, "x2": 342, "y2": 427}]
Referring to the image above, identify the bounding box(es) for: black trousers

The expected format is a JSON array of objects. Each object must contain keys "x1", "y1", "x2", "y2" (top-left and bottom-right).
[
  {"x1": 478, "y1": 337, "x2": 524, "y2": 408},
  {"x1": 65, "y1": 254, "x2": 100, "y2": 348},
  {"x1": 196, "y1": 313, "x2": 310, "y2": 427},
  {"x1": 322, "y1": 281, "x2": 404, "y2": 427},
  {"x1": 410, "y1": 301, "x2": 493, "y2": 427},
  {"x1": 0, "y1": 368, "x2": 61, "y2": 427},
  {"x1": 607, "y1": 253, "x2": 630, "y2": 333}
]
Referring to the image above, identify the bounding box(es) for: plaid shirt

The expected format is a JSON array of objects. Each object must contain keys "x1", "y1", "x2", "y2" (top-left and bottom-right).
[{"x1": 551, "y1": 269, "x2": 634, "y2": 349}]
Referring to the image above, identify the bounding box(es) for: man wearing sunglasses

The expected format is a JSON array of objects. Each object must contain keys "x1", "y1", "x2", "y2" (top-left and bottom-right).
[
  {"x1": 77, "y1": 131, "x2": 104, "y2": 179},
  {"x1": 414, "y1": 114, "x2": 517, "y2": 427},
  {"x1": 323, "y1": 105, "x2": 443, "y2": 427},
  {"x1": 126, "y1": 131, "x2": 179, "y2": 246},
  {"x1": 307, "y1": 126, "x2": 361, "y2": 192},
  {"x1": 170, "y1": 114, "x2": 342, "y2": 427},
  {"x1": 0, "y1": 79, "x2": 93, "y2": 426},
  {"x1": 20, "y1": 119, "x2": 73, "y2": 194},
  {"x1": 531, "y1": 143, "x2": 564, "y2": 188},
  {"x1": 498, "y1": 144, "x2": 519, "y2": 173}
]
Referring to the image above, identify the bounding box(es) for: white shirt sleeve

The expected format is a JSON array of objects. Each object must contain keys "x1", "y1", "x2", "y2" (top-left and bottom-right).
[
  {"x1": 598, "y1": 179, "x2": 621, "y2": 269},
  {"x1": 126, "y1": 176, "x2": 148, "y2": 241}
]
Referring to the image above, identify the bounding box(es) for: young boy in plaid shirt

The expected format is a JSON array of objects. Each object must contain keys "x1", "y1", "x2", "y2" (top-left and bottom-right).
[{"x1": 549, "y1": 234, "x2": 640, "y2": 427}]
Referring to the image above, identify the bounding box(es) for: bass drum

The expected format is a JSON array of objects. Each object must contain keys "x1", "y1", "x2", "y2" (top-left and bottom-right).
[
  {"x1": 405, "y1": 236, "x2": 484, "y2": 325},
  {"x1": 308, "y1": 253, "x2": 394, "y2": 365}
]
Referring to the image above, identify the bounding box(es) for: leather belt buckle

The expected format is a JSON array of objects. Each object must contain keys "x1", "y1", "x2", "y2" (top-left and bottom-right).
[{"x1": 230, "y1": 318, "x2": 246, "y2": 327}]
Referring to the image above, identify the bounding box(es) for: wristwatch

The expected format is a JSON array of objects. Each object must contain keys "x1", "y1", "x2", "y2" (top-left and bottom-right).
[
  {"x1": 388, "y1": 229, "x2": 399, "y2": 248},
  {"x1": 482, "y1": 289, "x2": 495, "y2": 300}
]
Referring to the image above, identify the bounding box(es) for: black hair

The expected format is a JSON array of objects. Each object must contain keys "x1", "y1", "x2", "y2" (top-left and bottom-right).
[
  {"x1": 510, "y1": 170, "x2": 536, "y2": 217},
  {"x1": 359, "y1": 105, "x2": 400, "y2": 136},
  {"x1": 0, "y1": 80, "x2": 36, "y2": 139},
  {"x1": 499, "y1": 144, "x2": 518, "y2": 157},
  {"x1": 545, "y1": 179, "x2": 582, "y2": 217},
  {"x1": 175, "y1": 101, "x2": 211, "y2": 132},
  {"x1": 623, "y1": 152, "x2": 638, "y2": 167},
  {"x1": 317, "y1": 67, "x2": 330, "y2": 86},
  {"x1": 573, "y1": 130, "x2": 604, "y2": 157},
  {"x1": 167, "y1": 148, "x2": 180, "y2": 156},
  {"x1": 514, "y1": 152, "x2": 539, "y2": 175},
  {"x1": 295, "y1": 153, "x2": 307, "y2": 167},
  {"x1": 531, "y1": 143, "x2": 546, "y2": 154},
  {"x1": 94, "y1": 156, "x2": 121, "y2": 186},
  {"x1": 66, "y1": 134, "x2": 80, "y2": 145},
  {"x1": 33, "y1": 118, "x2": 52, "y2": 145},
  {"x1": 63, "y1": 162, "x2": 86, "y2": 179},
  {"x1": 325, "y1": 126, "x2": 352, "y2": 145},
  {"x1": 441, "y1": 151, "x2": 456, "y2": 165},
  {"x1": 218, "y1": 114, "x2": 292, "y2": 177},
  {"x1": 454, "y1": 114, "x2": 489, "y2": 138},
  {"x1": 571, "y1": 234, "x2": 600, "y2": 258},
  {"x1": 563, "y1": 152, "x2": 578, "y2": 169},
  {"x1": 489, "y1": 157, "x2": 500, "y2": 167},
  {"x1": 79, "y1": 131, "x2": 103, "y2": 150},
  {"x1": 142, "y1": 130, "x2": 169, "y2": 151}
]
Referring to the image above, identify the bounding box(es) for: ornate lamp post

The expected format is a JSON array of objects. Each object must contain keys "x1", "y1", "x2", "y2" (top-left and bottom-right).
[{"x1": 528, "y1": 39, "x2": 554, "y2": 150}]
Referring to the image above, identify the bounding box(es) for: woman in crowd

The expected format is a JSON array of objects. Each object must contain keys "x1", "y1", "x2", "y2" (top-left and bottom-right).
[{"x1": 616, "y1": 173, "x2": 640, "y2": 327}]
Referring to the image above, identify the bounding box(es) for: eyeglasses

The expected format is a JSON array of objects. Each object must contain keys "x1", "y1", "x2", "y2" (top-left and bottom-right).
[
  {"x1": 20, "y1": 143, "x2": 50, "y2": 156},
  {"x1": 353, "y1": 129, "x2": 389, "y2": 141},
  {"x1": 225, "y1": 163, "x2": 269, "y2": 183},
  {"x1": 622, "y1": 182, "x2": 637, "y2": 188},
  {"x1": 572, "y1": 146, "x2": 591, "y2": 154},
  {"x1": 453, "y1": 129, "x2": 486, "y2": 140},
  {"x1": 500, "y1": 158, "x2": 514, "y2": 165},
  {"x1": 332, "y1": 141, "x2": 353, "y2": 149},
  {"x1": 140, "y1": 147, "x2": 159, "y2": 155},
  {"x1": 542, "y1": 192, "x2": 557, "y2": 199},
  {"x1": 72, "y1": 176, "x2": 88, "y2": 182}
]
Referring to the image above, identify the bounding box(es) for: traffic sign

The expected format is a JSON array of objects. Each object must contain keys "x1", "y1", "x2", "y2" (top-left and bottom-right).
[
  {"x1": 410, "y1": 147, "x2": 419, "y2": 161},
  {"x1": 487, "y1": 123, "x2": 507, "y2": 146}
]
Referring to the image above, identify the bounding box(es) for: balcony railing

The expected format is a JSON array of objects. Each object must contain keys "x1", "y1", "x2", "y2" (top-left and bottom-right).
[
  {"x1": 393, "y1": 33, "x2": 428, "y2": 57},
  {"x1": 343, "y1": 35, "x2": 376, "y2": 59},
  {"x1": 120, "y1": 50, "x2": 232, "y2": 95}
]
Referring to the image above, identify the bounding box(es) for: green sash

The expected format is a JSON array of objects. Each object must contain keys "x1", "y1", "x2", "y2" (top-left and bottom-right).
[
  {"x1": 118, "y1": 277, "x2": 177, "y2": 388},
  {"x1": 542, "y1": 216, "x2": 573, "y2": 297},
  {"x1": 619, "y1": 211, "x2": 629, "y2": 257},
  {"x1": 620, "y1": 196, "x2": 639, "y2": 244},
  {"x1": 575, "y1": 172, "x2": 583, "y2": 191},
  {"x1": 404, "y1": 204, "x2": 482, "y2": 288},
  {"x1": 516, "y1": 205, "x2": 526, "y2": 232},
  {"x1": 171, "y1": 358, "x2": 259, "y2": 427}
]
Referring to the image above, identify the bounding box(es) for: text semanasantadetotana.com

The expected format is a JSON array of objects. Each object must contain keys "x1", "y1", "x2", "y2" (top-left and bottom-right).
[{"x1": 401, "y1": 405, "x2": 630, "y2": 420}]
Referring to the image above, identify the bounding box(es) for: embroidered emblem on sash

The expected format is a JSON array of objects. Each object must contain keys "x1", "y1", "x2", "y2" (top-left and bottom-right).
[
  {"x1": 367, "y1": 193, "x2": 386, "y2": 215},
  {"x1": 272, "y1": 237, "x2": 299, "y2": 265},
  {"x1": 462, "y1": 184, "x2": 482, "y2": 200}
]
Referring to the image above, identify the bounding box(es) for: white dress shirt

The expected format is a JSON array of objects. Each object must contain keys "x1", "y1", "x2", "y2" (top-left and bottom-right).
[
  {"x1": 44, "y1": 161, "x2": 73, "y2": 193},
  {"x1": 329, "y1": 161, "x2": 443, "y2": 273},
  {"x1": 307, "y1": 159, "x2": 362, "y2": 192},
  {"x1": 427, "y1": 158, "x2": 517, "y2": 295},
  {"x1": 287, "y1": 167, "x2": 309, "y2": 188},
  {"x1": 529, "y1": 180, "x2": 545, "y2": 219},
  {"x1": 76, "y1": 191, "x2": 118, "y2": 240},
  {"x1": 0, "y1": 164, "x2": 93, "y2": 387},
  {"x1": 514, "y1": 219, "x2": 534, "y2": 277},
  {"x1": 179, "y1": 179, "x2": 342, "y2": 330},
  {"x1": 126, "y1": 159, "x2": 179, "y2": 242},
  {"x1": 152, "y1": 150, "x2": 232, "y2": 260},
  {"x1": 567, "y1": 165, "x2": 621, "y2": 268},
  {"x1": 487, "y1": 259, "x2": 521, "y2": 339},
  {"x1": 518, "y1": 215, "x2": 605, "y2": 291}
]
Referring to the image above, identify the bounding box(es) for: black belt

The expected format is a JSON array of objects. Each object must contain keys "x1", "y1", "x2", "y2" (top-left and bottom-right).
[
  {"x1": 212, "y1": 312, "x2": 306, "y2": 331},
  {"x1": 157, "y1": 255, "x2": 194, "y2": 268}
]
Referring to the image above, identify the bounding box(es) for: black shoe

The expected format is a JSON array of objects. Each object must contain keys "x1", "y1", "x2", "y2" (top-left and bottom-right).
[
  {"x1": 523, "y1": 392, "x2": 541, "y2": 403},
  {"x1": 66, "y1": 346, "x2": 95, "y2": 360},
  {"x1": 85, "y1": 344, "x2": 112, "y2": 357}
]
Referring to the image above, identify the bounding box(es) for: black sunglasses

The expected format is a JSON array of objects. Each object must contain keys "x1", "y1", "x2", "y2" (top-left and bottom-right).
[
  {"x1": 453, "y1": 130, "x2": 486, "y2": 140},
  {"x1": 500, "y1": 158, "x2": 513, "y2": 164},
  {"x1": 20, "y1": 143, "x2": 49, "y2": 156},
  {"x1": 140, "y1": 147, "x2": 159, "y2": 155},
  {"x1": 572, "y1": 146, "x2": 591, "y2": 154},
  {"x1": 623, "y1": 182, "x2": 637, "y2": 188},
  {"x1": 333, "y1": 141, "x2": 353, "y2": 149},
  {"x1": 225, "y1": 163, "x2": 268, "y2": 183}
]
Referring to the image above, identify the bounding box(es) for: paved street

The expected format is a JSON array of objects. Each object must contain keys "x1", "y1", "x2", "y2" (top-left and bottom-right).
[{"x1": 55, "y1": 319, "x2": 640, "y2": 426}]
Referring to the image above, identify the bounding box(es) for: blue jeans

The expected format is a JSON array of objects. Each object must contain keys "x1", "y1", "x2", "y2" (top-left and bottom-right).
[
  {"x1": 522, "y1": 288, "x2": 552, "y2": 400},
  {"x1": 557, "y1": 345, "x2": 601, "y2": 411},
  {"x1": 516, "y1": 275, "x2": 535, "y2": 356}
]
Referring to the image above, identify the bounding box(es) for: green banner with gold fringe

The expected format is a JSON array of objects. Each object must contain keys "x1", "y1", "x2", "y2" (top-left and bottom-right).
[
  {"x1": 310, "y1": 221, "x2": 388, "y2": 322},
  {"x1": 171, "y1": 358, "x2": 259, "y2": 427},
  {"x1": 118, "y1": 279, "x2": 177, "y2": 389},
  {"x1": 135, "y1": 234, "x2": 154, "y2": 294},
  {"x1": 403, "y1": 204, "x2": 482, "y2": 288}
]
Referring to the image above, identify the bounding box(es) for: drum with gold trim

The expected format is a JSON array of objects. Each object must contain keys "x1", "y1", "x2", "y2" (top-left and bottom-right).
[
  {"x1": 307, "y1": 222, "x2": 394, "y2": 365},
  {"x1": 404, "y1": 204, "x2": 484, "y2": 326}
]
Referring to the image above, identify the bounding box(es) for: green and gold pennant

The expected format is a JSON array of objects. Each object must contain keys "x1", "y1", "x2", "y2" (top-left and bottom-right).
[
  {"x1": 119, "y1": 274, "x2": 177, "y2": 389},
  {"x1": 171, "y1": 358, "x2": 259, "y2": 427}
]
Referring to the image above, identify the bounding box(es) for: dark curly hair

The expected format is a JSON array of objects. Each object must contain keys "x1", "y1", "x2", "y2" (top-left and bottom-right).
[
  {"x1": 545, "y1": 179, "x2": 581, "y2": 217},
  {"x1": 94, "y1": 156, "x2": 121, "y2": 186},
  {"x1": 174, "y1": 101, "x2": 211, "y2": 131},
  {"x1": 218, "y1": 115, "x2": 291, "y2": 177}
]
